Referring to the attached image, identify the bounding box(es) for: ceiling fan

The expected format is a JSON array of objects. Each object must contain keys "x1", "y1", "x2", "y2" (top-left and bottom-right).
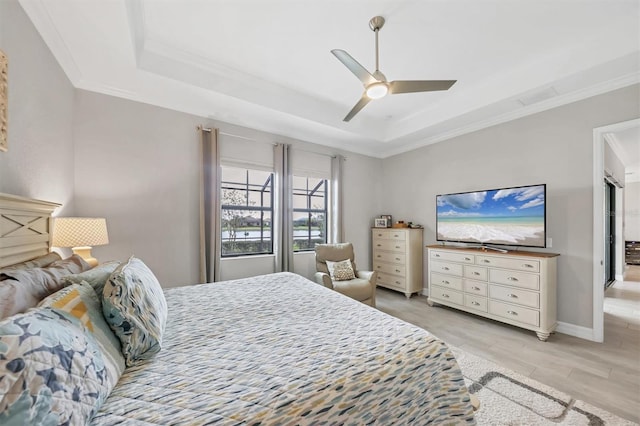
[{"x1": 332, "y1": 16, "x2": 456, "y2": 122}]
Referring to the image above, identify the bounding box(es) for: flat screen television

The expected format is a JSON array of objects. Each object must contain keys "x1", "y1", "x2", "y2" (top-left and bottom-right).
[{"x1": 436, "y1": 184, "x2": 546, "y2": 248}]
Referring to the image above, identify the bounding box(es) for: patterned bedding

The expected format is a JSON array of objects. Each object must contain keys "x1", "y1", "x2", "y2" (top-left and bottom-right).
[{"x1": 91, "y1": 272, "x2": 475, "y2": 425}]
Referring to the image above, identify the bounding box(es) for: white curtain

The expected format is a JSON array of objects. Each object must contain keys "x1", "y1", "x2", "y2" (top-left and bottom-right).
[
  {"x1": 330, "y1": 155, "x2": 345, "y2": 243},
  {"x1": 199, "y1": 126, "x2": 221, "y2": 282},
  {"x1": 274, "y1": 143, "x2": 293, "y2": 272}
]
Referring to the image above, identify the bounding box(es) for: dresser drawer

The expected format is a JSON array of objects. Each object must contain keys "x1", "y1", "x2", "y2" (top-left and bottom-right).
[
  {"x1": 430, "y1": 260, "x2": 463, "y2": 276},
  {"x1": 489, "y1": 300, "x2": 539, "y2": 326},
  {"x1": 464, "y1": 279, "x2": 487, "y2": 296},
  {"x1": 374, "y1": 262, "x2": 406, "y2": 277},
  {"x1": 465, "y1": 294, "x2": 488, "y2": 312},
  {"x1": 430, "y1": 272, "x2": 463, "y2": 291},
  {"x1": 373, "y1": 239, "x2": 406, "y2": 252},
  {"x1": 431, "y1": 250, "x2": 474, "y2": 264},
  {"x1": 489, "y1": 269, "x2": 540, "y2": 290},
  {"x1": 372, "y1": 229, "x2": 406, "y2": 240},
  {"x1": 377, "y1": 272, "x2": 406, "y2": 290},
  {"x1": 489, "y1": 284, "x2": 540, "y2": 308},
  {"x1": 477, "y1": 255, "x2": 540, "y2": 272},
  {"x1": 430, "y1": 285, "x2": 464, "y2": 306},
  {"x1": 373, "y1": 251, "x2": 406, "y2": 264},
  {"x1": 464, "y1": 265, "x2": 487, "y2": 281}
]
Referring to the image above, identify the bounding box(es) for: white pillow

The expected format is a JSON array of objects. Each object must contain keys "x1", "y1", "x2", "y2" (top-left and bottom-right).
[{"x1": 326, "y1": 259, "x2": 356, "y2": 281}]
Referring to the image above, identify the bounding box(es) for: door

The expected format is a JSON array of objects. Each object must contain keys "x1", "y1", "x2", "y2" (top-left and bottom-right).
[{"x1": 604, "y1": 180, "x2": 616, "y2": 288}]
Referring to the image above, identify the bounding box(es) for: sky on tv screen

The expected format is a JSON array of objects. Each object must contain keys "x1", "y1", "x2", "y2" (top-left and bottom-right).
[{"x1": 437, "y1": 185, "x2": 545, "y2": 221}]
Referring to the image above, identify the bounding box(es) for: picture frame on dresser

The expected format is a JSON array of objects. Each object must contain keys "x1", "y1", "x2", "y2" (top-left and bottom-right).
[
  {"x1": 380, "y1": 215, "x2": 392, "y2": 228},
  {"x1": 374, "y1": 218, "x2": 388, "y2": 228}
]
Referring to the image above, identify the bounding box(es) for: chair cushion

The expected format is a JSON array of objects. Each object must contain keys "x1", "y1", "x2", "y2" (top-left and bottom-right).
[{"x1": 332, "y1": 278, "x2": 373, "y2": 302}]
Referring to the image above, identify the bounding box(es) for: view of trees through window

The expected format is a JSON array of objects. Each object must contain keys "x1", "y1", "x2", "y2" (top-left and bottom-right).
[
  {"x1": 293, "y1": 176, "x2": 327, "y2": 251},
  {"x1": 221, "y1": 166, "x2": 273, "y2": 257}
]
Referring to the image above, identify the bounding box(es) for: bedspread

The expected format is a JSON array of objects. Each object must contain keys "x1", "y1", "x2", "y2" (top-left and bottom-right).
[{"x1": 92, "y1": 272, "x2": 475, "y2": 425}]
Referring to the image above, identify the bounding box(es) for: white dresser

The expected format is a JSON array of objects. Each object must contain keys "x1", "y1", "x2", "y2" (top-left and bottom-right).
[
  {"x1": 372, "y1": 228, "x2": 423, "y2": 298},
  {"x1": 426, "y1": 245, "x2": 559, "y2": 341}
]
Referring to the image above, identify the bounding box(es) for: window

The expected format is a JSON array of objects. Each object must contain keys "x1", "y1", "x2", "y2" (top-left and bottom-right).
[
  {"x1": 292, "y1": 176, "x2": 327, "y2": 252},
  {"x1": 221, "y1": 166, "x2": 273, "y2": 257}
]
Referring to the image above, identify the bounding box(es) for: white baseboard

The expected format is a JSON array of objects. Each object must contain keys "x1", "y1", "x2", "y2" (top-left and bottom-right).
[
  {"x1": 615, "y1": 274, "x2": 624, "y2": 282},
  {"x1": 555, "y1": 321, "x2": 599, "y2": 341}
]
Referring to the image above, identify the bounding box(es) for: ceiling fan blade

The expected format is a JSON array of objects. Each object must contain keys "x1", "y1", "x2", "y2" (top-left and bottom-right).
[
  {"x1": 389, "y1": 80, "x2": 457, "y2": 94},
  {"x1": 343, "y1": 94, "x2": 372, "y2": 122},
  {"x1": 331, "y1": 49, "x2": 377, "y2": 86}
]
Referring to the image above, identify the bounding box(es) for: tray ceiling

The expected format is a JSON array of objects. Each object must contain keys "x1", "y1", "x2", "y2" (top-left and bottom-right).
[{"x1": 19, "y1": 0, "x2": 640, "y2": 158}]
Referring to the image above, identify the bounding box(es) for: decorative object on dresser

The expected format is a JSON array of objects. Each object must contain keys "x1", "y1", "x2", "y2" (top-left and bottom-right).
[
  {"x1": 373, "y1": 217, "x2": 388, "y2": 228},
  {"x1": 52, "y1": 217, "x2": 109, "y2": 267},
  {"x1": 625, "y1": 241, "x2": 640, "y2": 265},
  {"x1": 0, "y1": 49, "x2": 6, "y2": 152},
  {"x1": 427, "y1": 245, "x2": 559, "y2": 341},
  {"x1": 372, "y1": 227, "x2": 423, "y2": 298},
  {"x1": 380, "y1": 215, "x2": 392, "y2": 227}
]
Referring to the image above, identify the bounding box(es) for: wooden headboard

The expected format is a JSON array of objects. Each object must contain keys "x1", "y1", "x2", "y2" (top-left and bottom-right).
[{"x1": 0, "y1": 193, "x2": 60, "y2": 267}]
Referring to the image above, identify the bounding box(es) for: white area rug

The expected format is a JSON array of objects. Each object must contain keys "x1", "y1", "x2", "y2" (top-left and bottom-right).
[{"x1": 452, "y1": 347, "x2": 638, "y2": 425}]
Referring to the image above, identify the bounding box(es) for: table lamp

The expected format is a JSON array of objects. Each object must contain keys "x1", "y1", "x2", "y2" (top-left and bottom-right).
[{"x1": 52, "y1": 217, "x2": 109, "y2": 267}]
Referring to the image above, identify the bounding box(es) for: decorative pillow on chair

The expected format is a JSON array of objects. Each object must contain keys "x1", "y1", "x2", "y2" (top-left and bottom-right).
[
  {"x1": 103, "y1": 257, "x2": 167, "y2": 366},
  {"x1": 0, "y1": 307, "x2": 110, "y2": 425},
  {"x1": 326, "y1": 259, "x2": 356, "y2": 281}
]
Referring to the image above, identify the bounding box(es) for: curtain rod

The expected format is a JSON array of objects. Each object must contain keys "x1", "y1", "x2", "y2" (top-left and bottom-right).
[{"x1": 197, "y1": 125, "x2": 212, "y2": 132}]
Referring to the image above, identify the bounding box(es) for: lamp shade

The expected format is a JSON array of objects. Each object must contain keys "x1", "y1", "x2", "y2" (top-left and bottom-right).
[{"x1": 52, "y1": 217, "x2": 109, "y2": 248}]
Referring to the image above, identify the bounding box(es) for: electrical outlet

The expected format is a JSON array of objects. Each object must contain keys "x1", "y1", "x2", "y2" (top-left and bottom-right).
[{"x1": 547, "y1": 237, "x2": 553, "y2": 248}]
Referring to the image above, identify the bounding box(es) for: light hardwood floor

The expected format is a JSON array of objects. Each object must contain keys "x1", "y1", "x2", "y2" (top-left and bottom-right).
[{"x1": 376, "y1": 265, "x2": 640, "y2": 423}]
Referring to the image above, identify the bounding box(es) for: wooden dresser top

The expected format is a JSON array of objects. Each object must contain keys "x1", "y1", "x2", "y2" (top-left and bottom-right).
[{"x1": 425, "y1": 244, "x2": 560, "y2": 258}]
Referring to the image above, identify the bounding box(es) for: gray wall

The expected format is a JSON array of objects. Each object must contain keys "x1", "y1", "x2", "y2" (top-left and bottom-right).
[
  {"x1": 0, "y1": 0, "x2": 75, "y2": 214},
  {"x1": 73, "y1": 90, "x2": 382, "y2": 287},
  {"x1": 380, "y1": 84, "x2": 640, "y2": 329}
]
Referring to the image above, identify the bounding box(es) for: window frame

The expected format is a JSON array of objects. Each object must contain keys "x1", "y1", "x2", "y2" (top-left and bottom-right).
[
  {"x1": 220, "y1": 166, "x2": 274, "y2": 258},
  {"x1": 292, "y1": 176, "x2": 328, "y2": 252}
]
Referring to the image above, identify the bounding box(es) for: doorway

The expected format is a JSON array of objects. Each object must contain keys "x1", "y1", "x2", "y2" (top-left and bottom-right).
[{"x1": 604, "y1": 180, "x2": 616, "y2": 288}]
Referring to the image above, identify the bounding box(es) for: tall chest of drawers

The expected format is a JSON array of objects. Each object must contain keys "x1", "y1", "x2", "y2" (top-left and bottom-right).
[
  {"x1": 426, "y1": 245, "x2": 559, "y2": 341},
  {"x1": 372, "y1": 228, "x2": 423, "y2": 298}
]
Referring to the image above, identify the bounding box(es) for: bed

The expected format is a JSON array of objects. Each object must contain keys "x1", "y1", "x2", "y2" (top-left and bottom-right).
[{"x1": 0, "y1": 193, "x2": 476, "y2": 425}]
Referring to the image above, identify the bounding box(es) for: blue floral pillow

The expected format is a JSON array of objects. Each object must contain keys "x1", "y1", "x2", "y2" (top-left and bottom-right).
[
  {"x1": 102, "y1": 257, "x2": 167, "y2": 366},
  {"x1": 0, "y1": 308, "x2": 110, "y2": 424}
]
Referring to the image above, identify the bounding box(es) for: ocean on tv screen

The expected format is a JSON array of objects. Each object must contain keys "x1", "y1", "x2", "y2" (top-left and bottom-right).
[{"x1": 437, "y1": 185, "x2": 545, "y2": 247}]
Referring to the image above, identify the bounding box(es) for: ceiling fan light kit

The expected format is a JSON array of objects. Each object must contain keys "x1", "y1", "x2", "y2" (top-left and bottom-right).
[{"x1": 332, "y1": 16, "x2": 456, "y2": 122}]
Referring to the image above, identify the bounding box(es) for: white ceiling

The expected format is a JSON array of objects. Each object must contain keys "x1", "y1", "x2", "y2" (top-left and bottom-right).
[{"x1": 20, "y1": 0, "x2": 640, "y2": 158}]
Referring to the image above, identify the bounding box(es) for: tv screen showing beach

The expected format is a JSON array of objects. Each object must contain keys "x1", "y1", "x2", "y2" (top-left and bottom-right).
[{"x1": 436, "y1": 184, "x2": 546, "y2": 248}]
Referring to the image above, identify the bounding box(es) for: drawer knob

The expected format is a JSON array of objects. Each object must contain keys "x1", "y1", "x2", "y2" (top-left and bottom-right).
[
  {"x1": 434, "y1": 254, "x2": 440, "y2": 257},
  {"x1": 442, "y1": 294, "x2": 450, "y2": 298},
  {"x1": 395, "y1": 281, "x2": 401, "y2": 285},
  {"x1": 395, "y1": 257, "x2": 401, "y2": 261},
  {"x1": 507, "y1": 277, "x2": 519, "y2": 282},
  {"x1": 442, "y1": 280, "x2": 450, "y2": 285},
  {"x1": 377, "y1": 255, "x2": 381, "y2": 258},
  {"x1": 393, "y1": 234, "x2": 399, "y2": 238},
  {"x1": 464, "y1": 257, "x2": 471, "y2": 261},
  {"x1": 473, "y1": 272, "x2": 480, "y2": 276},
  {"x1": 507, "y1": 293, "x2": 518, "y2": 298},
  {"x1": 483, "y1": 259, "x2": 490, "y2": 263},
  {"x1": 443, "y1": 267, "x2": 450, "y2": 271},
  {"x1": 472, "y1": 286, "x2": 480, "y2": 291},
  {"x1": 377, "y1": 244, "x2": 382, "y2": 247},
  {"x1": 523, "y1": 264, "x2": 534, "y2": 268},
  {"x1": 395, "y1": 269, "x2": 401, "y2": 273},
  {"x1": 395, "y1": 246, "x2": 401, "y2": 249},
  {"x1": 472, "y1": 301, "x2": 480, "y2": 306},
  {"x1": 377, "y1": 233, "x2": 383, "y2": 237},
  {"x1": 507, "y1": 310, "x2": 518, "y2": 316}
]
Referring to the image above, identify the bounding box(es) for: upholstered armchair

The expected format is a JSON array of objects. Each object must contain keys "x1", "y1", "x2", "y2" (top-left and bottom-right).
[{"x1": 314, "y1": 243, "x2": 376, "y2": 307}]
